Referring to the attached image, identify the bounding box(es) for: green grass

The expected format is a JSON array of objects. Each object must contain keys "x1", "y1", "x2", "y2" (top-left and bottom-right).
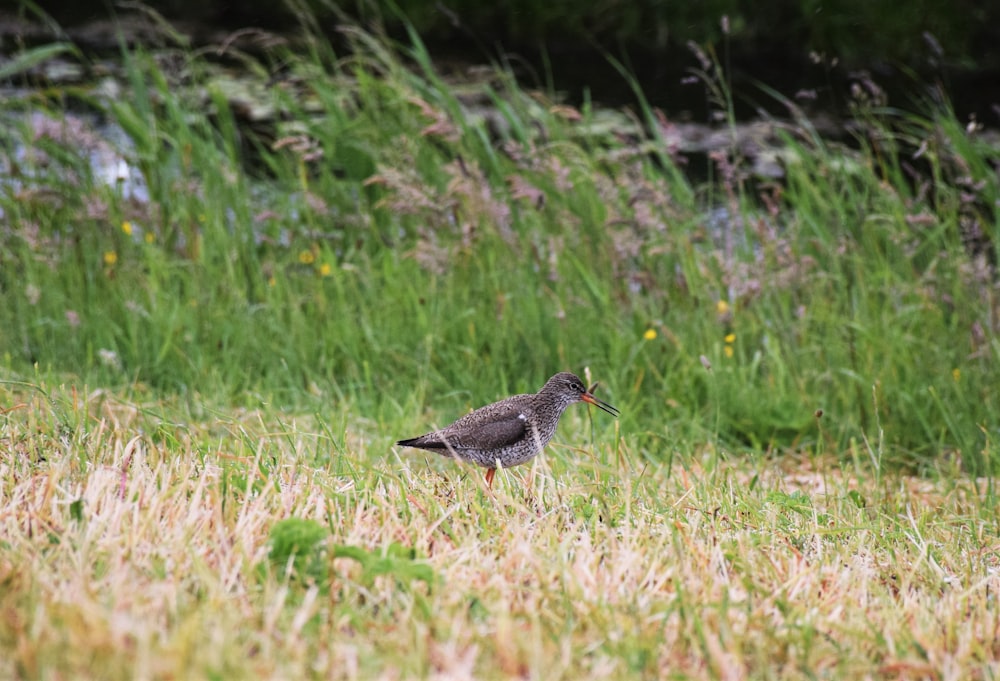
[
  {"x1": 0, "y1": 13, "x2": 999, "y2": 679},
  {"x1": 1, "y1": 383, "x2": 997, "y2": 679},
  {"x1": 9, "y1": 19, "x2": 1000, "y2": 472},
  {"x1": 3, "y1": 21, "x2": 997, "y2": 469}
]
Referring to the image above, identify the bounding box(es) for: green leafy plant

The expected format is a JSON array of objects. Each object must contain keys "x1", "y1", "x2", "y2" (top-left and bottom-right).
[{"x1": 265, "y1": 518, "x2": 331, "y2": 585}]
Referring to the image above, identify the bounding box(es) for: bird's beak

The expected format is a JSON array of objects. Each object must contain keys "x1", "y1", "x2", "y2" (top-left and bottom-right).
[{"x1": 581, "y1": 391, "x2": 620, "y2": 417}]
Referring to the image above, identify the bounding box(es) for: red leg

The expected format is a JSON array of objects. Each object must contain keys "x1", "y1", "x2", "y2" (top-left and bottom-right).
[{"x1": 485, "y1": 468, "x2": 496, "y2": 487}]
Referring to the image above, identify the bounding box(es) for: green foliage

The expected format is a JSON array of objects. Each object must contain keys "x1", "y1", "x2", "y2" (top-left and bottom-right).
[
  {"x1": 265, "y1": 518, "x2": 330, "y2": 585},
  {"x1": 68, "y1": 498, "x2": 85, "y2": 522},
  {"x1": 264, "y1": 519, "x2": 436, "y2": 593},
  {"x1": 332, "y1": 542, "x2": 437, "y2": 589},
  {"x1": 0, "y1": 19, "x2": 997, "y2": 474},
  {"x1": 0, "y1": 42, "x2": 81, "y2": 81}
]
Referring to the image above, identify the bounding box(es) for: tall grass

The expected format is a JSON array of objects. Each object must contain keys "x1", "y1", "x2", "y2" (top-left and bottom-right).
[{"x1": 1, "y1": 18, "x2": 997, "y2": 472}]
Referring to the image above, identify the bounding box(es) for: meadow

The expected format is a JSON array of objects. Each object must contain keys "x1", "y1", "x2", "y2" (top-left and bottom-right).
[{"x1": 1, "y1": 14, "x2": 998, "y2": 680}]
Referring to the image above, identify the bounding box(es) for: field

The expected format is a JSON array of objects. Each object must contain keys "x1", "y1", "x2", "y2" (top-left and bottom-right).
[
  {"x1": 1, "y1": 384, "x2": 997, "y2": 679},
  {"x1": 1, "y1": 14, "x2": 999, "y2": 680}
]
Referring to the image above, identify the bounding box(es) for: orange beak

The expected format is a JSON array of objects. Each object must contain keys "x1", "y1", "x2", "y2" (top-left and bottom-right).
[{"x1": 581, "y1": 390, "x2": 620, "y2": 417}]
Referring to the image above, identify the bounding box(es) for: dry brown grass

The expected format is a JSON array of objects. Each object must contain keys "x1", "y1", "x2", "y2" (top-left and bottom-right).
[{"x1": 1, "y1": 386, "x2": 998, "y2": 680}]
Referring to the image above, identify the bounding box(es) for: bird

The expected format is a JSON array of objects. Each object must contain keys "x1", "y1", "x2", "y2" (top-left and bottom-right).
[{"x1": 397, "y1": 372, "x2": 619, "y2": 487}]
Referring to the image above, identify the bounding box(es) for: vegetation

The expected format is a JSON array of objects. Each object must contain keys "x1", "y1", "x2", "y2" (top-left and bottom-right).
[
  {"x1": 0, "y1": 12, "x2": 998, "y2": 679},
  {"x1": 1, "y1": 386, "x2": 997, "y2": 678},
  {"x1": 2, "y1": 21, "x2": 997, "y2": 470}
]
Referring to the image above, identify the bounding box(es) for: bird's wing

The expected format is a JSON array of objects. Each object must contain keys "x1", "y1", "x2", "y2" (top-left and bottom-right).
[
  {"x1": 456, "y1": 412, "x2": 528, "y2": 451},
  {"x1": 440, "y1": 400, "x2": 529, "y2": 451},
  {"x1": 397, "y1": 399, "x2": 532, "y2": 452}
]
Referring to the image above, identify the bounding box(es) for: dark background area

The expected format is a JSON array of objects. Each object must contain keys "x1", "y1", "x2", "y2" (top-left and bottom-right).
[{"x1": 6, "y1": 0, "x2": 1000, "y2": 122}]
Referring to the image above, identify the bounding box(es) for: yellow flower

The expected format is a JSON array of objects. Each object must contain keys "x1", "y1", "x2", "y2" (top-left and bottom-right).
[
  {"x1": 145, "y1": 232, "x2": 155, "y2": 243},
  {"x1": 299, "y1": 250, "x2": 315, "y2": 265},
  {"x1": 952, "y1": 368, "x2": 960, "y2": 382},
  {"x1": 724, "y1": 345, "x2": 734, "y2": 358},
  {"x1": 268, "y1": 276, "x2": 276, "y2": 287},
  {"x1": 643, "y1": 328, "x2": 657, "y2": 341},
  {"x1": 121, "y1": 221, "x2": 132, "y2": 236},
  {"x1": 103, "y1": 251, "x2": 118, "y2": 265},
  {"x1": 716, "y1": 300, "x2": 730, "y2": 315},
  {"x1": 724, "y1": 333, "x2": 736, "y2": 344},
  {"x1": 319, "y1": 263, "x2": 332, "y2": 277}
]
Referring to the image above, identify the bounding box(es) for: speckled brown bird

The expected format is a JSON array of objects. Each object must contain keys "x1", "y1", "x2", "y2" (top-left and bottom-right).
[{"x1": 397, "y1": 372, "x2": 619, "y2": 486}]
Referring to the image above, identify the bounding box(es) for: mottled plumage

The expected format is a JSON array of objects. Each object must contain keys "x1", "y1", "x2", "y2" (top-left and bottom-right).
[{"x1": 397, "y1": 372, "x2": 619, "y2": 486}]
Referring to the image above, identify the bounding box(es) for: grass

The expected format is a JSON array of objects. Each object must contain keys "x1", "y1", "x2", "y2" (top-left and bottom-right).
[
  {"x1": 1, "y1": 383, "x2": 997, "y2": 679},
  {"x1": 1, "y1": 9, "x2": 999, "y2": 679},
  {"x1": 2, "y1": 22, "x2": 997, "y2": 467}
]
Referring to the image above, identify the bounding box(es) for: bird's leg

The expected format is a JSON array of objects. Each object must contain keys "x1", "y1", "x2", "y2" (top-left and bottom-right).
[{"x1": 485, "y1": 467, "x2": 496, "y2": 487}]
